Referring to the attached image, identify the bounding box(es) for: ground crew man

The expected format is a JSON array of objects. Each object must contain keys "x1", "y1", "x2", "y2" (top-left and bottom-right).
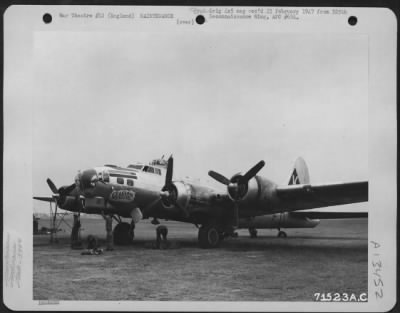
[
  {"x1": 70, "y1": 213, "x2": 82, "y2": 249},
  {"x1": 156, "y1": 225, "x2": 168, "y2": 249},
  {"x1": 81, "y1": 235, "x2": 103, "y2": 255},
  {"x1": 104, "y1": 214, "x2": 114, "y2": 251}
]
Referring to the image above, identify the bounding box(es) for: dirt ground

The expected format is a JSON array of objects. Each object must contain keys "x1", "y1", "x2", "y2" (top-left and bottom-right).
[{"x1": 33, "y1": 217, "x2": 367, "y2": 301}]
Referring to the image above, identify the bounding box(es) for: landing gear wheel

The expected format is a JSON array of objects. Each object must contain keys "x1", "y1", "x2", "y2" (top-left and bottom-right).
[
  {"x1": 277, "y1": 230, "x2": 287, "y2": 238},
  {"x1": 198, "y1": 224, "x2": 221, "y2": 248},
  {"x1": 113, "y1": 222, "x2": 132, "y2": 245},
  {"x1": 249, "y1": 228, "x2": 258, "y2": 238}
]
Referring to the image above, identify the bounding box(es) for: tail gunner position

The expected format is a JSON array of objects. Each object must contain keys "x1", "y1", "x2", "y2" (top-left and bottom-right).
[{"x1": 34, "y1": 155, "x2": 368, "y2": 248}]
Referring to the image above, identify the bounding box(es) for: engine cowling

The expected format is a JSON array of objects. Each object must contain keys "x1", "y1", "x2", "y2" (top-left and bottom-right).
[
  {"x1": 228, "y1": 175, "x2": 279, "y2": 211},
  {"x1": 160, "y1": 181, "x2": 192, "y2": 212},
  {"x1": 228, "y1": 173, "x2": 260, "y2": 202},
  {"x1": 208, "y1": 160, "x2": 266, "y2": 204}
]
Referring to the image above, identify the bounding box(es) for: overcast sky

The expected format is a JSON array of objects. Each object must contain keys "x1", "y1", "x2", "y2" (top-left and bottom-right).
[{"x1": 32, "y1": 31, "x2": 368, "y2": 213}]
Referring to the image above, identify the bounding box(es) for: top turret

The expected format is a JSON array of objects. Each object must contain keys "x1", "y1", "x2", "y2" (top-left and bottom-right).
[{"x1": 149, "y1": 155, "x2": 168, "y2": 169}]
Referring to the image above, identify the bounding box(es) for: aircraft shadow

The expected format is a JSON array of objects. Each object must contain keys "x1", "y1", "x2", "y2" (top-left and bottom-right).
[
  {"x1": 34, "y1": 235, "x2": 367, "y2": 252},
  {"x1": 253, "y1": 235, "x2": 367, "y2": 241},
  {"x1": 128, "y1": 237, "x2": 367, "y2": 253}
]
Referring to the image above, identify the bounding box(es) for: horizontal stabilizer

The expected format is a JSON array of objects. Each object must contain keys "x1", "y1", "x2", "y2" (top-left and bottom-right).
[
  {"x1": 291, "y1": 211, "x2": 368, "y2": 219},
  {"x1": 33, "y1": 196, "x2": 55, "y2": 203}
]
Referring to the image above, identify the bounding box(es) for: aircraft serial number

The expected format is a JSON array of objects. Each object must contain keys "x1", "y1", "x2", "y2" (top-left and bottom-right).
[
  {"x1": 110, "y1": 190, "x2": 135, "y2": 201},
  {"x1": 314, "y1": 292, "x2": 367, "y2": 302}
]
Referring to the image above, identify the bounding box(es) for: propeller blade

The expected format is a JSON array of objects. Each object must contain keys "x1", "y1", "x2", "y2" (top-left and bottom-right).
[
  {"x1": 175, "y1": 201, "x2": 190, "y2": 218},
  {"x1": 159, "y1": 156, "x2": 189, "y2": 218},
  {"x1": 165, "y1": 156, "x2": 174, "y2": 188},
  {"x1": 242, "y1": 160, "x2": 265, "y2": 182},
  {"x1": 233, "y1": 202, "x2": 239, "y2": 228},
  {"x1": 63, "y1": 183, "x2": 76, "y2": 195},
  {"x1": 143, "y1": 197, "x2": 161, "y2": 214},
  {"x1": 208, "y1": 170, "x2": 231, "y2": 185},
  {"x1": 33, "y1": 196, "x2": 55, "y2": 203},
  {"x1": 47, "y1": 178, "x2": 58, "y2": 194}
]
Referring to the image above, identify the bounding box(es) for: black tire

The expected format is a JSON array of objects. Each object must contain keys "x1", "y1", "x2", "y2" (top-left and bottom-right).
[
  {"x1": 198, "y1": 224, "x2": 221, "y2": 248},
  {"x1": 249, "y1": 228, "x2": 258, "y2": 238},
  {"x1": 278, "y1": 231, "x2": 287, "y2": 238},
  {"x1": 113, "y1": 222, "x2": 132, "y2": 245}
]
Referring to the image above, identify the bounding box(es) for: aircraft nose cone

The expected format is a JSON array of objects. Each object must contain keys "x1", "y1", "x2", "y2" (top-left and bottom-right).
[{"x1": 80, "y1": 168, "x2": 98, "y2": 192}]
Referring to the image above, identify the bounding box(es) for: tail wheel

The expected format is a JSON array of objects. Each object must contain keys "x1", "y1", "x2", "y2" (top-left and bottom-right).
[
  {"x1": 113, "y1": 222, "x2": 132, "y2": 245},
  {"x1": 277, "y1": 230, "x2": 287, "y2": 238},
  {"x1": 249, "y1": 228, "x2": 258, "y2": 238},
  {"x1": 198, "y1": 224, "x2": 221, "y2": 248}
]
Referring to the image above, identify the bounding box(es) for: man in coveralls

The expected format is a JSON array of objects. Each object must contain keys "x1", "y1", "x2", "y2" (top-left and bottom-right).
[
  {"x1": 156, "y1": 225, "x2": 168, "y2": 249},
  {"x1": 70, "y1": 213, "x2": 82, "y2": 249},
  {"x1": 104, "y1": 214, "x2": 114, "y2": 251}
]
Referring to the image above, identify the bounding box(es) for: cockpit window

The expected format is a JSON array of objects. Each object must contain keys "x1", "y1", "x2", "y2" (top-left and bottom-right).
[
  {"x1": 141, "y1": 165, "x2": 159, "y2": 174},
  {"x1": 117, "y1": 177, "x2": 124, "y2": 184}
]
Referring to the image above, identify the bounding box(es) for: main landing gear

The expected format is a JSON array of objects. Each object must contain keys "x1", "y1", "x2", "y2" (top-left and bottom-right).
[
  {"x1": 198, "y1": 223, "x2": 236, "y2": 248},
  {"x1": 198, "y1": 224, "x2": 223, "y2": 248},
  {"x1": 103, "y1": 214, "x2": 134, "y2": 246},
  {"x1": 113, "y1": 221, "x2": 134, "y2": 245},
  {"x1": 111, "y1": 209, "x2": 142, "y2": 246},
  {"x1": 151, "y1": 218, "x2": 160, "y2": 225}
]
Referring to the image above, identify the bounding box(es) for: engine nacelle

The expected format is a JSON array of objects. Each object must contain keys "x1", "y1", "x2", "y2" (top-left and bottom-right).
[
  {"x1": 228, "y1": 173, "x2": 261, "y2": 202},
  {"x1": 231, "y1": 175, "x2": 280, "y2": 213},
  {"x1": 161, "y1": 181, "x2": 192, "y2": 212}
]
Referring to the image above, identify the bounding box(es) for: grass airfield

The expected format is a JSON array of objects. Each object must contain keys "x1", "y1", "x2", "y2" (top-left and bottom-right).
[{"x1": 33, "y1": 216, "x2": 367, "y2": 301}]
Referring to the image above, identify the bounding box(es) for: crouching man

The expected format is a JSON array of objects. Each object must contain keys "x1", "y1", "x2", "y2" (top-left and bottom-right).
[{"x1": 81, "y1": 235, "x2": 103, "y2": 255}]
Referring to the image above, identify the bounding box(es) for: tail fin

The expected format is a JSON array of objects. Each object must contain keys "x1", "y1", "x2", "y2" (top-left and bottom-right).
[{"x1": 288, "y1": 157, "x2": 310, "y2": 185}]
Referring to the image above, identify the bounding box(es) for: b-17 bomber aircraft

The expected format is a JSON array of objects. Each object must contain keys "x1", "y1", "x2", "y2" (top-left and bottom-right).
[{"x1": 34, "y1": 156, "x2": 368, "y2": 248}]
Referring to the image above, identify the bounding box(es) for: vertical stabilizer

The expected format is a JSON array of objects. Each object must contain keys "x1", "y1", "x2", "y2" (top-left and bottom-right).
[{"x1": 288, "y1": 157, "x2": 310, "y2": 185}]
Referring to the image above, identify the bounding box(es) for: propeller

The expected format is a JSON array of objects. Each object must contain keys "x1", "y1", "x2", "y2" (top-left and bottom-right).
[
  {"x1": 46, "y1": 178, "x2": 76, "y2": 206},
  {"x1": 159, "y1": 156, "x2": 190, "y2": 218},
  {"x1": 208, "y1": 160, "x2": 265, "y2": 227},
  {"x1": 208, "y1": 160, "x2": 265, "y2": 201},
  {"x1": 45, "y1": 178, "x2": 74, "y2": 238}
]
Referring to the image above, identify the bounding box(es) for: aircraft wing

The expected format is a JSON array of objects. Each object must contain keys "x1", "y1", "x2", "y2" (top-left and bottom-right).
[
  {"x1": 290, "y1": 211, "x2": 367, "y2": 219},
  {"x1": 275, "y1": 181, "x2": 368, "y2": 211},
  {"x1": 33, "y1": 196, "x2": 55, "y2": 202}
]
